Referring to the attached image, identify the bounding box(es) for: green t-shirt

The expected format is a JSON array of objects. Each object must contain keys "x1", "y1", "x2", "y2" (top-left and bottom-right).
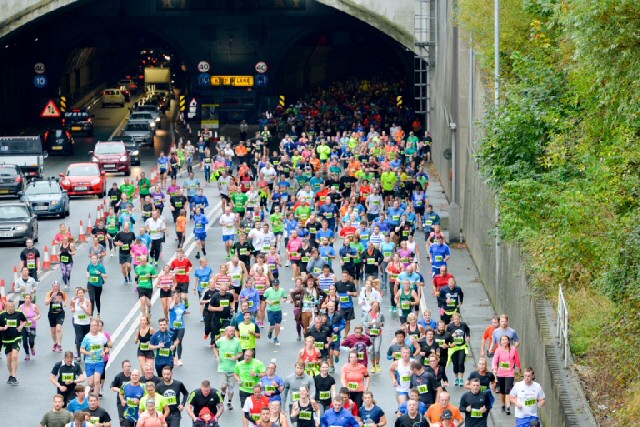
[
  {"x1": 231, "y1": 192, "x2": 248, "y2": 212},
  {"x1": 381, "y1": 172, "x2": 397, "y2": 191},
  {"x1": 120, "y1": 184, "x2": 136, "y2": 198},
  {"x1": 295, "y1": 205, "x2": 311, "y2": 222},
  {"x1": 216, "y1": 337, "x2": 242, "y2": 373},
  {"x1": 87, "y1": 263, "x2": 106, "y2": 286},
  {"x1": 234, "y1": 358, "x2": 266, "y2": 393},
  {"x1": 270, "y1": 212, "x2": 284, "y2": 233},
  {"x1": 106, "y1": 215, "x2": 119, "y2": 234},
  {"x1": 140, "y1": 394, "x2": 167, "y2": 413},
  {"x1": 350, "y1": 242, "x2": 365, "y2": 263},
  {"x1": 264, "y1": 287, "x2": 287, "y2": 312},
  {"x1": 138, "y1": 178, "x2": 152, "y2": 195},
  {"x1": 135, "y1": 264, "x2": 157, "y2": 289},
  {"x1": 237, "y1": 322, "x2": 258, "y2": 350},
  {"x1": 317, "y1": 145, "x2": 331, "y2": 161}
]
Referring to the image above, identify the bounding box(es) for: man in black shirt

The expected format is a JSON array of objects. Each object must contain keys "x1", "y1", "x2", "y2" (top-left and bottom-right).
[
  {"x1": 409, "y1": 361, "x2": 441, "y2": 407},
  {"x1": 87, "y1": 393, "x2": 112, "y2": 427},
  {"x1": 156, "y1": 366, "x2": 189, "y2": 427},
  {"x1": 141, "y1": 195, "x2": 154, "y2": 221},
  {"x1": 395, "y1": 399, "x2": 428, "y2": 427},
  {"x1": 19, "y1": 239, "x2": 40, "y2": 281},
  {"x1": 362, "y1": 242, "x2": 383, "y2": 279},
  {"x1": 107, "y1": 182, "x2": 122, "y2": 213},
  {"x1": 208, "y1": 283, "x2": 234, "y2": 346},
  {"x1": 459, "y1": 378, "x2": 491, "y2": 427},
  {"x1": 141, "y1": 362, "x2": 163, "y2": 385},
  {"x1": 305, "y1": 316, "x2": 332, "y2": 360},
  {"x1": 0, "y1": 301, "x2": 27, "y2": 385},
  {"x1": 186, "y1": 380, "x2": 224, "y2": 424},
  {"x1": 169, "y1": 188, "x2": 188, "y2": 223},
  {"x1": 232, "y1": 233, "x2": 254, "y2": 270},
  {"x1": 114, "y1": 223, "x2": 136, "y2": 284},
  {"x1": 91, "y1": 218, "x2": 109, "y2": 248},
  {"x1": 110, "y1": 359, "x2": 132, "y2": 426},
  {"x1": 50, "y1": 351, "x2": 86, "y2": 405}
]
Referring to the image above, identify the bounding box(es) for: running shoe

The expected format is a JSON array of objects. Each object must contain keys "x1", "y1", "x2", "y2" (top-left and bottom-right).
[
  {"x1": 202, "y1": 248, "x2": 206, "y2": 255},
  {"x1": 506, "y1": 408, "x2": 511, "y2": 415},
  {"x1": 285, "y1": 261, "x2": 291, "y2": 267},
  {"x1": 30, "y1": 347, "x2": 35, "y2": 356},
  {"x1": 204, "y1": 333, "x2": 209, "y2": 340},
  {"x1": 376, "y1": 365, "x2": 381, "y2": 373},
  {"x1": 52, "y1": 344, "x2": 57, "y2": 352},
  {"x1": 11, "y1": 377, "x2": 19, "y2": 385},
  {"x1": 195, "y1": 252, "x2": 200, "y2": 259},
  {"x1": 274, "y1": 338, "x2": 280, "y2": 346},
  {"x1": 6, "y1": 376, "x2": 11, "y2": 384},
  {"x1": 24, "y1": 355, "x2": 30, "y2": 361},
  {"x1": 369, "y1": 365, "x2": 376, "y2": 374},
  {"x1": 227, "y1": 403, "x2": 234, "y2": 411}
]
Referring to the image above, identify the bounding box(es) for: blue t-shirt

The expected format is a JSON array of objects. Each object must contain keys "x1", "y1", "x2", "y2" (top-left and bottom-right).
[
  {"x1": 183, "y1": 179, "x2": 200, "y2": 197},
  {"x1": 319, "y1": 245, "x2": 336, "y2": 262},
  {"x1": 359, "y1": 405, "x2": 385, "y2": 424},
  {"x1": 240, "y1": 287, "x2": 260, "y2": 313},
  {"x1": 158, "y1": 156, "x2": 169, "y2": 170},
  {"x1": 190, "y1": 195, "x2": 209, "y2": 210},
  {"x1": 67, "y1": 398, "x2": 90, "y2": 414},
  {"x1": 429, "y1": 243, "x2": 451, "y2": 267},
  {"x1": 150, "y1": 330, "x2": 176, "y2": 365},
  {"x1": 194, "y1": 266, "x2": 213, "y2": 292},
  {"x1": 122, "y1": 382, "x2": 145, "y2": 422},
  {"x1": 317, "y1": 229, "x2": 335, "y2": 242},
  {"x1": 260, "y1": 375, "x2": 285, "y2": 401},
  {"x1": 193, "y1": 214, "x2": 209, "y2": 234},
  {"x1": 81, "y1": 333, "x2": 108, "y2": 364},
  {"x1": 169, "y1": 303, "x2": 187, "y2": 330},
  {"x1": 380, "y1": 242, "x2": 396, "y2": 259},
  {"x1": 397, "y1": 400, "x2": 427, "y2": 416},
  {"x1": 387, "y1": 207, "x2": 405, "y2": 225}
]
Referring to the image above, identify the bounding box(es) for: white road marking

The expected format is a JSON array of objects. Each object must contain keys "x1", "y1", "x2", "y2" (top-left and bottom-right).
[{"x1": 106, "y1": 201, "x2": 223, "y2": 370}]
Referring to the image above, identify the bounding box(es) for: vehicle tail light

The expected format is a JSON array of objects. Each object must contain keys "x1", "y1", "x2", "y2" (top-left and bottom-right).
[
  {"x1": 66, "y1": 131, "x2": 71, "y2": 139},
  {"x1": 88, "y1": 117, "x2": 92, "y2": 122},
  {"x1": 44, "y1": 131, "x2": 50, "y2": 139},
  {"x1": 61, "y1": 119, "x2": 66, "y2": 126}
]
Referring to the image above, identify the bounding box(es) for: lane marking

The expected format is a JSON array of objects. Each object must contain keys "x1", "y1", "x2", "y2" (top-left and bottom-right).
[{"x1": 106, "y1": 201, "x2": 223, "y2": 370}]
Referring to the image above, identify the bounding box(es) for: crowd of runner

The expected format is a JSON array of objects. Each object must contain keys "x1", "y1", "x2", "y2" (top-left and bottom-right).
[{"x1": 0, "y1": 78, "x2": 545, "y2": 427}]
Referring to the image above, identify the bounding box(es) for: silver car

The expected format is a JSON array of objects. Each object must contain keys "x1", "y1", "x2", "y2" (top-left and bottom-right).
[
  {"x1": 122, "y1": 120, "x2": 153, "y2": 146},
  {"x1": 129, "y1": 112, "x2": 157, "y2": 132}
]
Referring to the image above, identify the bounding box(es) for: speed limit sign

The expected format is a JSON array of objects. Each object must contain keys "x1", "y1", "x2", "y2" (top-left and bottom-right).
[
  {"x1": 255, "y1": 61, "x2": 268, "y2": 74},
  {"x1": 198, "y1": 61, "x2": 210, "y2": 73},
  {"x1": 34, "y1": 63, "x2": 46, "y2": 74}
]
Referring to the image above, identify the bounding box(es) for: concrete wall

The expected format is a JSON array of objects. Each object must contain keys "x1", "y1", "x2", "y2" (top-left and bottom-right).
[{"x1": 430, "y1": 1, "x2": 596, "y2": 426}]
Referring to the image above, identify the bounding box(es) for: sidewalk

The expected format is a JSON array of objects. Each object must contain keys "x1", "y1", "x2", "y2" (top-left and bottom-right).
[{"x1": 424, "y1": 167, "x2": 509, "y2": 427}]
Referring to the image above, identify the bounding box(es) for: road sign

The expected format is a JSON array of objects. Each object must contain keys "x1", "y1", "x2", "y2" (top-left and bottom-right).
[
  {"x1": 397, "y1": 96, "x2": 403, "y2": 107},
  {"x1": 179, "y1": 96, "x2": 186, "y2": 112},
  {"x1": 34, "y1": 63, "x2": 45, "y2": 74},
  {"x1": 34, "y1": 75, "x2": 47, "y2": 88},
  {"x1": 255, "y1": 74, "x2": 269, "y2": 87},
  {"x1": 255, "y1": 61, "x2": 268, "y2": 74},
  {"x1": 279, "y1": 95, "x2": 285, "y2": 107},
  {"x1": 197, "y1": 61, "x2": 210, "y2": 73},
  {"x1": 187, "y1": 98, "x2": 198, "y2": 119},
  {"x1": 198, "y1": 73, "x2": 211, "y2": 86},
  {"x1": 59, "y1": 96, "x2": 67, "y2": 113},
  {"x1": 40, "y1": 99, "x2": 61, "y2": 118}
]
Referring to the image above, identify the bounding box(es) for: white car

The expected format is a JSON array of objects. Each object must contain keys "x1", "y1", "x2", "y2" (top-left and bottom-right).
[{"x1": 101, "y1": 88, "x2": 125, "y2": 108}]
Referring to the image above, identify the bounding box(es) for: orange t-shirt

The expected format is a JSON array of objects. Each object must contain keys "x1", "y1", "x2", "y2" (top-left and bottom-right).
[
  {"x1": 426, "y1": 403, "x2": 463, "y2": 423},
  {"x1": 310, "y1": 158, "x2": 321, "y2": 172},
  {"x1": 342, "y1": 363, "x2": 368, "y2": 392},
  {"x1": 176, "y1": 216, "x2": 187, "y2": 233}
]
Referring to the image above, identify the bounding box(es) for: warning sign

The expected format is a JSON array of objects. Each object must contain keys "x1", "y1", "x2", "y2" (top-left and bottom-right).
[{"x1": 40, "y1": 99, "x2": 61, "y2": 118}]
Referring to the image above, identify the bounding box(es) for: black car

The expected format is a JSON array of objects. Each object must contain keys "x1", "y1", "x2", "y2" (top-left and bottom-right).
[
  {"x1": 63, "y1": 109, "x2": 93, "y2": 136},
  {"x1": 108, "y1": 135, "x2": 141, "y2": 165},
  {"x1": 0, "y1": 202, "x2": 38, "y2": 244},
  {"x1": 42, "y1": 129, "x2": 74, "y2": 155},
  {"x1": 20, "y1": 178, "x2": 70, "y2": 218},
  {"x1": 0, "y1": 164, "x2": 25, "y2": 197}
]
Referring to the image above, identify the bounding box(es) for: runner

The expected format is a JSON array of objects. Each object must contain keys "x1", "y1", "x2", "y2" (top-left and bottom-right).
[
  {"x1": 389, "y1": 346, "x2": 413, "y2": 405},
  {"x1": 18, "y1": 294, "x2": 39, "y2": 361},
  {"x1": 50, "y1": 350, "x2": 85, "y2": 406},
  {"x1": 261, "y1": 362, "x2": 285, "y2": 403},
  {"x1": 120, "y1": 369, "x2": 145, "y2": 427},
  {"x1": 445, "y1": 313, "x2": 471, "y2": 387},
  {"x1": 510, "y1": 367, "x2": 545, "y2": 427},
  {"x1": 170, "y1": 247, "x2": 193, "y2": 310},
  {"x1": 320, "y1": 396, "x2": 359, "y2": 427},
  {"x1": 149, "y1": 318, "x2": 179, "y2": 376},
  {"x1": 58, "y1": 235, "x2": 76, "y2": 290},
  {"x1": 234, "y1": 349, "x2": 267, "y2": 409},
  {"x1": 157, "y1": 265, "x2": 176, "y2": 320},
  {"x1": 193, "y1": 206, "x2": 210, "y2": 259},
  {"x1": 134, "y1": 255, "x2": 158, "y2": 316},
  {"x1": 264, "y1": 278, "x2": 287, "y2": 345},
  {"x1": 70, "y1": 287, "x2": 91, "y2": 361},
  {"x1": 220, "y1": 205, "x2": 238, "y2": 258},
  {"x1": 459, "y1": 378, "x2": 491, "y2": 427},
  {"x1": 45, "y1": 281, "x2": 67, "y2": 352},
  {"x1": 168, "y1": 293, "x2": 187, "y2": 367},
  {"x1": 492, "y1": 335, "x2": 521, "y2": 415},
  {"x1": 0, "y1": 300, "x2": 27, "y2": 385},
  {"x1": 114, "y1": 223, "x2": 136, "y2": 284},
  {"x1": 158, "y1": 152, "x2": 170, "y2": 188},
  {"x1": 290, "y1": 385, "x2": 320, "y2": 427},
  {"x1": 80, "y1": 318, "x2": 112, "y2": 395},
  {"x1": 214, "y1": 325, "x2": 243, "y2": 410},
  {"x1": 86, "y1": 254, "x2": 107, "y2": 317},
  {"x1": 19, "y1": 238, "x2": 40, "y2": 282}
]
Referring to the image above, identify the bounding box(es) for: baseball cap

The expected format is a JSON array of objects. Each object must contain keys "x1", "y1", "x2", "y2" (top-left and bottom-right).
[{"x1": 441, "y1": 409, "x2": 453, "y2": 420}]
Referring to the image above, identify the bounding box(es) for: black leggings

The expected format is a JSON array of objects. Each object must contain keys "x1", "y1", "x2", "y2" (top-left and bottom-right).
[
  {"x1": 172, "y1": 328, "x2": 185, "y2": 358},
  {"x1": 349, "y1": 391, "x2": 363, "y2": 409},
  {"x1": 450, "y1": 348, "x2": 467, "y2": 374},
  {"x1": 74, "y1": 323, "x2": 90, "y2": 356},
  {"x1": 87, "y1": 284, "x2": 103, "y2": 315},
  {"x1": 150, "y1": 239, "x2": 162, "y2": 262},
  {"x1": 21, "y1": 327, "x2": 35, "y2": 353}
]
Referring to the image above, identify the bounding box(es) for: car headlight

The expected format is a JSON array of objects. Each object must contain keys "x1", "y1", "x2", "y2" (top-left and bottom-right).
[
  {"x1": 150, "y1": 122, "x2": 156, "y2": 129},
  {"x1": 92, "y1": 156, "x2": 98, "y2": 162},
  {"x1": 131, "y1": 150, "x2": 139, "y2": 156},
  {"x1": 91, "y1": 179, "x2": 101, "y2": 185},
  {"x1": 50, "y1": 200, "x2": 59, "y2": 206},
  {"x1": 120, "y1": 156, "x2": 128, "y2": 162},
  {"x1": 155, "y1": 117, "x2": 160, "y2": 122},
  {"x1": 15, "y1": 225, "x2": 27, "y2": 231},
  {"x1": 62, "y1": 180, "x2": 70, "y2": 186}
]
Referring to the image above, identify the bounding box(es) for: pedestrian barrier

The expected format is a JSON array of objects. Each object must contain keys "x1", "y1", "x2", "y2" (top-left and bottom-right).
[
  {"x1": 0, "y1": 279, "x2": 6, "y2": 302},
  {"x1": 557, "y1": 286, "x2": 570, "y2": 368},
  {"x1": 50, "y1": 239, "x2": 60, "y2": 263},
  {"x1": 78, "y1": 220, "x2": 86, "y2": 243},
  {"x1": 42, "y1": 246, "x2": 51, "y2": 270}
]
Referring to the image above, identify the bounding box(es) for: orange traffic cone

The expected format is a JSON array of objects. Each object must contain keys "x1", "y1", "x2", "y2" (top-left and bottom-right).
[
  {"x1": 87, "y1": 213, "x2": 93, "y2": 235},
  {"x1": 50, "y1": 240, "x2": 60, "y2": 263},
  {"x1": 12, "y1": 266, "x2": 18, "y2": 291},
  {"x1": 78, "y1": 221, "x2": 86, "y2": 243},
  {"x1": 42, "y1": 246, "x2": 51, "y2": 270},
  {"x1": 0, "y1": 279, "x2": 5, "y2": 303}
]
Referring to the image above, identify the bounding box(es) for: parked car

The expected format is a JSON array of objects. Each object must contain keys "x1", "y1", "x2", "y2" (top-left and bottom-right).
[
  {"x1": 59, "y1": 163, "x2": 106, "y2": 197},
  {"x1": 101, "y1": 88, "x2": 126, "y2": 108},
  {"x1": 0, "y1": 202, "x2": 38, "y2": 244},
  {"x1": 42, "y1": 129, "x2": 74, "y2": 155},
  {"x1": 122, "y1": 120, "x2": 153, "y2": 146},
  {"x1": 108, "y1": 135, "x2": 140, "y2": 165},
  {"x1": 90, "y1": 141, "x2": 131, "y2": 175},
  {"x1": 62, "y1": 109, "x2": 93, "y2": 136},
  {"x1": 20, "y1": 177, "x2": 70, "y2": 218},
  {"x1": 0, "y1": 164, "x2": 25, "y2": 197}
]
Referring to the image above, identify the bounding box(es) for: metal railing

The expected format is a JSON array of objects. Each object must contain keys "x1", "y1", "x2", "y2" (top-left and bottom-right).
[{"x1": 557, "y1": 286, "x2": 570, "y2": 368}]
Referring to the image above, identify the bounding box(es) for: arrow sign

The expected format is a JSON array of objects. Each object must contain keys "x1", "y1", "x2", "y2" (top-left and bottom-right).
[
  {"x1": 198, "y1": 73, "x2": 211, "y2": 86},
  {"x1": 40, "y1": 99, "x2": 61, "y2": 118}
]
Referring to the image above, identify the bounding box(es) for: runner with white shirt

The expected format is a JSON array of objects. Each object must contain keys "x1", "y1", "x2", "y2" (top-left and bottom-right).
[
  {"x1": 510, "y1": 367, "x2": 545, "y2": 427},
  {"x1": 247, "y1": 223, "x2": 265, "y2": 259},
  {"x1": 218, "y1": 170, "x2": 233, "y2": 209},
  {"x1": 260, "y1": 162, "x2": 277, "y2": 189},
  {"x1": 220, "y1": 206, "x2": 238, "y2": 258},
  {"x1": 145, "y1": 210, "x2": 166, "y2": 268}
]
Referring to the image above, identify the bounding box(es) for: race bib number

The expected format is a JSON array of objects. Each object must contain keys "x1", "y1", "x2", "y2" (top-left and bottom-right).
[
  {"x1": 126, "y1": 397, "x2": 139, "y2": 407},
  {"x1": 224, "y1": 352, "x2": 236, "y2": 359},
  {"x1": 90, "y1": 344, "x2": 102, "y2": 352},
  {"x1": 220, "y1": 300, "x2": 230, "y2": 307},
  {"x1": 401, "y1": 375, "x2": 411, "y2": 383},
  {"x1": 348, "y1": 382, "x2": 359, "y2": 391},
  {"x1": 339, "y1": 295, "x2": 350, "y2": 303},
  {"x1": 401, "y1": 302, "x2": 411, "y2": 310},
  {"x1": 89, "y1": 276, "x2": 99, "y2": 283},
  {"x1": 265, "y1": 385, "x2": 276, "y2": 393},
  {"x1": 27, "y1": 261, "x2": 36, "y2": 269},
  {"x1": 175, "y1": 268, "x2": 186, "y2": 275},
  {"x1": 173, "y1": 321, "x2": 183, "y2": 328},
  {"x1": 61, "y1": 373, "x2": 74, "y2": 382},
  {"x1": 367, "y1": 258, "x2": 376, "y2": 265},
  {"x1": 417, "y1": 384, "x2": 428, "y2": 394},
  {"x1": 319, "y1": 391, "x2": 331, "y2": 400},
  {"x1": 158, "y1": 348, "x2": 171, "y2": 357},
  {"x1": 299, "y1": 411, "x2": 312, "y2": 420},
  {"x1": 499, "y1": 361, "x2": 510, "y2": 369},
  {"x1": 369, "y1": 328, "x2": 380, "y2": 336},
  {"x1": 292, "y1": 392, "x2": 300, "y2": 401},
  {"x1": 435, "y1": 255, "x2": 443, "y2": 262},
  {"x1": 357, "y1": 351, "x2": 365, "y2": 360},
  {"x1": 471, "y1": 409, "x2": 483, "y2": 418},
  {"x1": 121, "y1": 244, "x2": 129, "y2": 251},
  {"x1": 77, "y1": 314, "x2": 88, "y2": 321},
  {"x1": 60, "y1": 255, "x2": 70, "y2": 263},
  {"x1": 166, "y1": 395, "x2": 177, "y2": 405},
  {"x1": 6, "y1": 319, "x2": 17, "y2": 328},
  {"x1": 315, "y1": 342, "x2": 324, "y2": 349},
  {"x1": 525, "y1": 398, "x2": 537, "y2": 407},
  {"x1": 139, "y1": 342, "x2": 150, "y2": 351}
]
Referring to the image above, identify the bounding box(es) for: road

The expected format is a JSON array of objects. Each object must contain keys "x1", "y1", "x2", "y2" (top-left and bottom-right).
[{"x1": 0, "y1": 94, "x2": 509, "y2": 427}]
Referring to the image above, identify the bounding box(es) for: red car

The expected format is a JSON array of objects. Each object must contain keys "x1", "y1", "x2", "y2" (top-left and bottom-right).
[
  {"x1": 90, "y1": 141, "x2": 131, "y2": 175},
  {"x1": 59, "y1": 163, "x2": 106, "y2": 197}
]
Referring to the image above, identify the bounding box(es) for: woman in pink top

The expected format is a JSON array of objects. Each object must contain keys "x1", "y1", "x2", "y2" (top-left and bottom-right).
[
  {"x1": 397, "y1": 241, "x2": 414, "y2": 269},
  {"x1": 54, "y1": 223, "x2": 73, "y2": 245},
  {"x1": 492, "y1": 335, "x2": 521, "y2": 415},
  {"x1": 340, "y1": 351, "x2": 370, "y2": 409},
  {"x1": 131, "y1": 238, "x2": 150, "y2": 268},
  {"x1": 286, "y1": 229, "x2": 303, "y2": 279}
]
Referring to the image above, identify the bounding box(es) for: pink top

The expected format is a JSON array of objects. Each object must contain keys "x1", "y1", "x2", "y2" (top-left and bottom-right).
[
  {"x1": 287, "y1": 237, "x2": 303, "y2": 260},
  {"x1": 492, "y1": 346, "x2": 521, "y2": 377},
  {"x1": 397, "y1": 248, "x2": 414, "y2": 268},
  {"x1": 131, "y1": 245, "x2": 149, "y2": 266}
]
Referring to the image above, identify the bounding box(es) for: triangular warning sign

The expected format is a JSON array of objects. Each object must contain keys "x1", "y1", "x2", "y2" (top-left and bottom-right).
[{"x1": 40, "y1": 99, "x2": 61, "y2": 118}]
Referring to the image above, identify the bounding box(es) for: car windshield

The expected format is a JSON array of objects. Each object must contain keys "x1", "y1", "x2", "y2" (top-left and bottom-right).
[
  {"x1": 95, "y1": 144, "x2": 125, "y2": 155},
  {"x1": 0, "y1": 138, "x2": 42, "y2": 155},
  {"x1": 130, "y1": 113, "x2": 152, "y2": 120},
  {"x1": 25, "y1": 181, "x2": 61, "y2": 195},
  {"x1": 109, "y1": 136, "x2": 135, "y2": 143},
  {"x1": 0, "y1": 167, "x2": 18, "y2": 177},
  {"x1": 67, "y1": 165, "x2": 99, "y2": 176},
  {"x1": 125, "y1": 123, "x2": 149, "y2": 132},
  {"x1": 0, "y1": 205, "x2": 29, "y2": 220},
  {"x1": 137, "y1": 106, "x2": 157, "y2": 113}
]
